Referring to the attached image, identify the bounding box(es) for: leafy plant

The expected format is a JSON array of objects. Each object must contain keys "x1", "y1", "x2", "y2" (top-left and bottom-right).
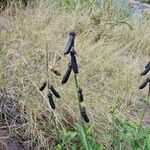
[
  {"x1": 110, "y1": 61, "x2": 150, "y2": 150},
  {"x1": 111, "y1": 117, "x2": 150, "y2": 150},
  {"x1": 140, "y1": 0, "x2": 150, "y2": 4},
  {"x1": 56, "y1": 129, "x2": 77, "y2": 149},
  {"x1": 61, "y1": 32, "x2": 91, "y2": 149},
  {"x1": 75, "y1": 123, "x2": 103, "y2": 150},
  {"x1": 56, "y1": 123, "x2": 103, "y2": 150}
]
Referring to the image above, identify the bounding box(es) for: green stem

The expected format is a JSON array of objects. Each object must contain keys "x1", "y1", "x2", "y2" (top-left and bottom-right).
[{"x1": 74, "y1": 74, "x2": 90, "y2": 150}]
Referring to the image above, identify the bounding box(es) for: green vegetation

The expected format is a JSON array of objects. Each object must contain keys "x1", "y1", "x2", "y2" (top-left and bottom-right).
[
  {"x1": 0, "y1": 0, "x2": 150, "y2": 149},
  {"x1": 140, "y1": 0, "x2": 150, "y2": 4}
]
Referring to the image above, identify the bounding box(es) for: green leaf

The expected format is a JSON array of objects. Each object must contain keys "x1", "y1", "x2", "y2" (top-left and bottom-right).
[
  {"x1": 86, "y1": 125, "x2": 93, "y2": 134},
  {"x1": 55, "y1": 144, "x2": 62, "y2": 150},
  {"x1": 131, "y1": 140, "x2": 141, "y2": 150},
  {"x1": 71, "y1": 144, "x2": 77, "y2": 150},
  {"x1": 75, "y1": 123, "x2": 90, "y2": 150},
  {"x1": 91, "y1": 142, "x2": 104, "y2": 150},
  {"x1": 60, "y1": 129, "x2": 77, "y2": 146},
  {"x1": 63, "y1": 132, "x2": 77, "y2": 146},
  {"x1": 146, "y1": 133, "x2": 150, "y2": 150}
]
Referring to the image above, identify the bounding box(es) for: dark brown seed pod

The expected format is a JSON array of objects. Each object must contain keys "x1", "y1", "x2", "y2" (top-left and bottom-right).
[
  {"x1": 39, "y1": 81, "x2": 47, "y2": 91},
  {"x1": 47, "y1": 92, "x2": 56, "y2": 109},
  {"x1": 78, "y1": 88, "x2": 83, "y2": 102},
  {"x1": 50, "y1": 85, "x2": 60, "y2": 98},
  {"x1": 61, "y1": 63, "x2": 72, "y2": 84},
  {"x1": 145, "y1": 61, "x2": 150, "y2": 68},
  {"x1": 70, "y1": 50, "x2": 78, "y2": 74},
  {"x1": 64, "y1": 32, "x2": 76, "y2": 55},
  {"x1": 141, "y1": 64, "x2": 150, "y2": 76},
  {"x1": 139, "y1": 78, "x2": 150, "y2": 90},
  {"x1": 81, "y1": 107, "x2": 89, "y2": 123}
]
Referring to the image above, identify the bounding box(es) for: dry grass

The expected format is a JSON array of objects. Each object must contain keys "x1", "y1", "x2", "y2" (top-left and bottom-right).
[{"x1": 0, "y1": 0, "x2": 150, "y2": 149}]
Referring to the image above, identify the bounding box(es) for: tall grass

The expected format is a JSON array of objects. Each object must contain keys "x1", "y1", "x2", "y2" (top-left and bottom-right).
[{"x1": 0, "y1": 0, "x2": 150, "y2": 149}]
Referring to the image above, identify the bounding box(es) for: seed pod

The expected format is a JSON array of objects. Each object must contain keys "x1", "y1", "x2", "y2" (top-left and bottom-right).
[
  {"x1": 141, "y1": 65, "x2": 150, "y2": 76},
  {"x1": 61, "y1": 63, "x2": 72, "y2": 84},
  {"x1": 39, "y1": 81, "x2": 47, "y2": 91},
  {"x1": 81, "y1": 107, "x2": 89, "y2": 123},
  {"x1": 64, "y1": 32, "x2": 76, "y2": 55},
  {"x1": 145, "y1": 61, "x2": 150, "y2": 68},
  {"x1": 70, "y1": 51, "x2": 78, "y2": 74},
  {"x1": 50, "y1": 85, "x2": 60, "y2": 98},
  {"x1": 47, "y1": 92, "x2": 56, "y2": 109},
  {"x1": 139, "y1": 78, "x2": 150, "y2": 90},
  {"x1": 50, "y1": 66, "x2": 61, "y2": 76},
  {"x1": 78, "y1": 88, "x2": 83, "y2": 102}
]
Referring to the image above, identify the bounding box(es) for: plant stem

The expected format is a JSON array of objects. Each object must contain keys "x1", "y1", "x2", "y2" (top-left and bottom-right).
[
  {"x1": 45, "y1": 46, "x2": 60, "y2": 144},
  {"x1": 74, "y1": 74, "x2": 90, "y2": 150},
  {"x1": 138, "y1": 82, "x2": 150, "y2": 133}
]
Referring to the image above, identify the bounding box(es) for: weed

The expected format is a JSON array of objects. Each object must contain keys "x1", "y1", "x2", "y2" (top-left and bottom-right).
[{"x1": 61, "y1": 32, "x2": 92, "y2": 149}]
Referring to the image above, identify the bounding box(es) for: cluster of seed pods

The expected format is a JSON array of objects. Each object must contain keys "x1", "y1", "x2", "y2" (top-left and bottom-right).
[
  {"x1": 39, "y1": 81, "x2": 60, "y2": 109},
  {"x1": 61, "y1": 32, "x2": 89, "y2": 123},
  {"x1": 139, "y1": 61, "x2": 150, "y2": 92}
]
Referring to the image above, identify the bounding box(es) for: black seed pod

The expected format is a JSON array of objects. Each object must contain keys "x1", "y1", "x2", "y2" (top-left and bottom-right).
[
  {"x1": 47, "y1": 92, "x2": 56, "y2": 109},
  {"x1": 70, "y1": 51, "x2": 78, "y2": 74},
  {"x1": 50, "y1": 85, "x2": 60, "y2": 98},
  {"x1": 139, "y1": 78, "x2": 150, "y2": 90},
  {"x1": 61, "y1": 63, "x2": 72, "y2": 84},
  {"x1": 145, "y1": 61, "x2": 150, "y2": 69},
  {"x1": 78, "y1": 88, "x2": 83, "y2": 102},
  {"x1": 64, "y1": 32, "x2": 76, "y2": 55},
  {"x1": 141, "y1": 64, "x2": 150, "y2": 76},
  {"x1": 81, "y1": 107, "x2": 89, "y2": 123},
  {"x1": 39, "y1": 81, "x2": 47, "y2": 91}
]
